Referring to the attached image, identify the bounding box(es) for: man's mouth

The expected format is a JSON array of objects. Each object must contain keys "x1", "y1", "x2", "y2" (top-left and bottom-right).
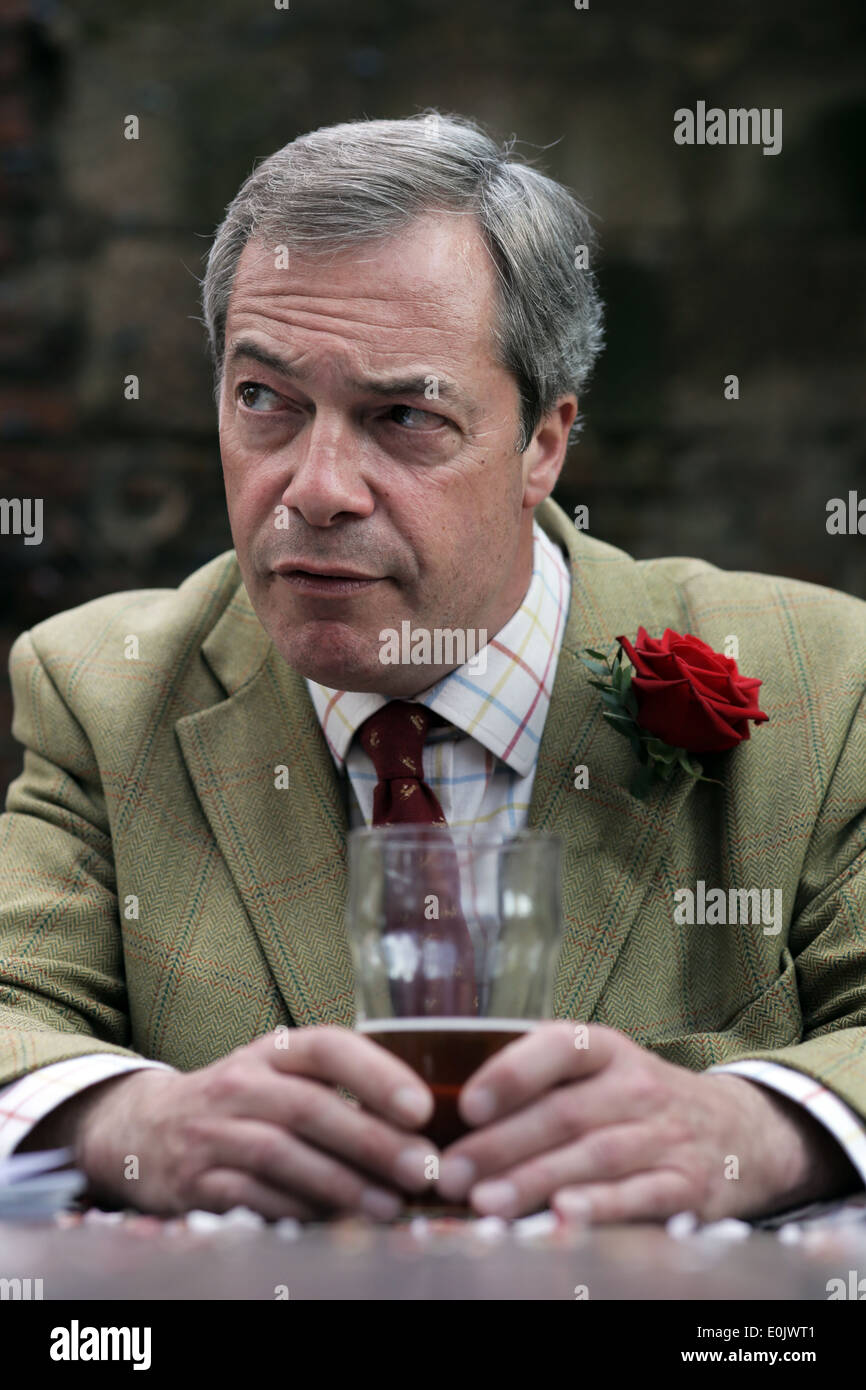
[{"x1": 272, "y1": 563, "x2": 383, "y2": 596}]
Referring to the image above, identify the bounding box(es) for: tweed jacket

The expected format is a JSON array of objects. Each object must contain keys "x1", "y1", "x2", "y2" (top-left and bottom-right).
[{"x1": 1, "y1": 496, "x2": 865, "y2": 1124}]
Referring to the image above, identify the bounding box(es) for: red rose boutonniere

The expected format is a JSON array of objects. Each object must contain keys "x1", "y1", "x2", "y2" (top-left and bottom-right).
[{"x1": 581, "y1": 626, "x2": 769, "y2": 799}]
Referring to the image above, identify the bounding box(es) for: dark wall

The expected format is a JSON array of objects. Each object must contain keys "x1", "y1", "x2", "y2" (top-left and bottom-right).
[{"x1": 1, "y1": 0, "x2": 864, "y2": 799}]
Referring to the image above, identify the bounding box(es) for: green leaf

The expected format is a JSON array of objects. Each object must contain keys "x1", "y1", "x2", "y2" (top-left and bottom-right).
[
  {"x1": 586, "y1": 679, "x2": 613, "y2": 694},
  {"x1": 584, "y1": 647, "x2": 609, "y2": 663},
  {"x1": 603, "y1": 711, "x2": 636, "y2": 740},
  {"x1": 645, "y1": 738, "x2": 677, "y2": 763},
  {"x1": 581, "y1": 659, "x2": 609, "y2": 678},
  {"x1": 611, "y1": 664, "x2": 624, "y2": 693},
  {"x1": 624, "y1": 690, "x2": 639, "y2": 719},
  {"x1": 676, "y1": 748, "x2": 704, "y2": 778}
]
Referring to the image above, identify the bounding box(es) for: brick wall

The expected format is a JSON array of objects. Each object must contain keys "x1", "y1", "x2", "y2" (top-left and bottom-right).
[{"x1": 1, "y1": 0, "x2": 864, "y2": 798}]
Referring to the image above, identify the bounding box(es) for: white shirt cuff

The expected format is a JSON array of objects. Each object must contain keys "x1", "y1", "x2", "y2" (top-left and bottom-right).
[
  {"x1": 0, "y1": 1055, "x2": 176, "y2": 1161},
  {"x1": 707, "y1": 1058, "x2": 866, "y2": 1188}
]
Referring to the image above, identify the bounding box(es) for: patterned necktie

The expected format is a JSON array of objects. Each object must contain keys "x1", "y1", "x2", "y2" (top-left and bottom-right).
[{"x1": 357, "y1": 701, "x2": 478, "y2": 1015}]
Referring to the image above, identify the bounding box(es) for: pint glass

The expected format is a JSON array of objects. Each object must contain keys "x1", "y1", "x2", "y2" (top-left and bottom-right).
[{"x1": 346, "y1": 827, "x2": 563, "y2": 1169}]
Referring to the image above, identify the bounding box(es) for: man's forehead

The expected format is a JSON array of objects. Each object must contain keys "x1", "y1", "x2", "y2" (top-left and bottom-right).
[
  {"x1": 223, "y1": 221, "x2": 504, "y2": 399},
  {"x1": 228, "y1": 215, "x2": 496, "y2": 322}
]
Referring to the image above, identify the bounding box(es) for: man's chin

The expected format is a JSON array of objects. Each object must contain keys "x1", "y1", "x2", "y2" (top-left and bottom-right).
[
  {"x1": 296, "y1": 664, "x2": 394, "y2": 693},
  {"x1": 269, "y1": 635, "x2": 391, "y2": 693},
  {"x1": 271, "y1": 641, "x2": 440, "y2": 696},
  {"x1": 258, "y1": 606, "x2": 443, "y2": 694}
]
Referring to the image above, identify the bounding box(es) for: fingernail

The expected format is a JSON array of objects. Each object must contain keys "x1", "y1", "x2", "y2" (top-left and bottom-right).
[
  {"x1": 438, "y1": 1156, "x2": 476, "y2": 1200},
  {"x1": 556, "y1": 1192, "x2": 592, "y2": 1222},
  {"x1": 461, "y1": 1086, "x2": 496, "y2": 1125},
  {"x1": 472, "y1": 1179, "x2": 518, "y2": 1215},
  {"x1": 390, "y1": 1086, "x2": 431, "y2": 1125},
  {"x1": 360, "y1": 1187, "x2": 402, "y2": 1221},
  {"x1": 394, "y1": 1146, "x2": 434, "y2": 1190}
]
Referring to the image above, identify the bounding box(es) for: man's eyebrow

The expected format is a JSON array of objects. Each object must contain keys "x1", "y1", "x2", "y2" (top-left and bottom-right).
[{"x1": 225, "y1": 338, "x2": 473, "y2": 411}]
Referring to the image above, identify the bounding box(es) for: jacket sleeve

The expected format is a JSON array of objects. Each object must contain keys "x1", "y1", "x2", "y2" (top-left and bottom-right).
[
  {"x1": 716, "y1": 687, "x2": 866, "y2": 1121},
  {"x1": 0, "y1": 629, "x2": 153, "y2": 1086}
]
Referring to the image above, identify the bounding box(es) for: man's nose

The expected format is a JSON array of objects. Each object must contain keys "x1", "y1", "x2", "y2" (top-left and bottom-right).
[{"x1": 279, "y1": 411, "x2": 374, "y2": 528}]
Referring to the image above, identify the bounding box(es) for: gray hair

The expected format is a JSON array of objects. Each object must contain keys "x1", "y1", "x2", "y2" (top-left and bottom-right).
[{"x1": 199, "y1": 109, "x2": 604, "y2": 452}]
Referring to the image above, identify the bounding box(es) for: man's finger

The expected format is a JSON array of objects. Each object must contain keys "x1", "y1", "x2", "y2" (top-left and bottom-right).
[
  {"x1": 192, "y1": 1167, "x2": 325, "y2": 1223},
  {"x1": 203, "y1": 1118, "x2": 405, "y2": 1219},
  {"x1": 205, "y1": 1071, "x2": 439, "y2": 1193},
  {"x1": 258, "y1": 1026, "x2": 435, "y2": 1127},
  {"x1": 552, "y1": 1169, "x2": 694, "y2": 1225},
  {"x1": 457, "y1": 1021, "x2": 616, "y2": 1127},
  {"x1": 439, "y1": 1114, "x2": 656, "y2": 1207}
]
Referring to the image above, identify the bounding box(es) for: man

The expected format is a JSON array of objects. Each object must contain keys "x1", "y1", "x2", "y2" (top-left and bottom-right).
[{"x1": 1, "y1": 111, "x2": 864, "y2": 1225}]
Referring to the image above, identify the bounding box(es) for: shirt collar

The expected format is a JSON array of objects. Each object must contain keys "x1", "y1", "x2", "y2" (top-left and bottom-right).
[{"x1": 304, "y1": 517, "x2": 571, "y2": 778}]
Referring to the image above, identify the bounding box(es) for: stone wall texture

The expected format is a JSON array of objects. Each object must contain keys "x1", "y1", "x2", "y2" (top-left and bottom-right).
[{"x1": 1, "y1": 0, "x2": 864, "y2": 798}]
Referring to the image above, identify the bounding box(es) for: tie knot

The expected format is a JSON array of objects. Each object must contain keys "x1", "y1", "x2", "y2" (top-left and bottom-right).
[{"x1": 357, "y1": 700, "x2": 433, "y2": 781}]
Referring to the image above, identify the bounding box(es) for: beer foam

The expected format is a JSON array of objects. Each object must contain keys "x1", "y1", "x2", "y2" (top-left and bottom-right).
[{"x1": 356, "y1": 1017, "x2": 537, "y2": 1033}]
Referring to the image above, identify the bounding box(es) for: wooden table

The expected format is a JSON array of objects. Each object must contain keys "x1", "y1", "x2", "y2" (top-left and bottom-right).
[{"x1": 1, "y1": 1207, "x2": 863, "y2": 1300}]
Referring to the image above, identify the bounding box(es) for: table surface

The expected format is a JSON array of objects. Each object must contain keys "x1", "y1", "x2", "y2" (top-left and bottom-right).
[{"x1": 2, "y1": 1204, "x2": 865, "y2": 1299}]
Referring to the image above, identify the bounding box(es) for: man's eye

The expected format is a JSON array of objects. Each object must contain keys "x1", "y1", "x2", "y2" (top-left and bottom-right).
[
  {"x1": 237, "y1": 382, "x2": 283, "y2": 411},
  {"x1": 386, "y1": 404, "x2": 447, "y2": 431},
  {"x1": 235, "y1": 387, "x2": 447, "y2": 430}
]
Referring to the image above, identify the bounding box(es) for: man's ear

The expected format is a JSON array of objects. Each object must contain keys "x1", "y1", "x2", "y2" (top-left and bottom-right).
[{"x1": 521, "y1": 395, "x2": 579, "y2": 509}]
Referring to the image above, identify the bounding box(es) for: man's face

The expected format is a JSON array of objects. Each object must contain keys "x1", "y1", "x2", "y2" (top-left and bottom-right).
[{"x1": 218, "y1": 211, "x2": 574, "y2": 694}]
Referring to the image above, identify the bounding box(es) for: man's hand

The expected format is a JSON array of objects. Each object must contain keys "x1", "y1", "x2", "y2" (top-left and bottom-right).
[
  {"x1": 66, "y1": 1028, "x2": 439, "y2": 1220},
  {"x1": 435, "y1": 1022, "x2": 861, "y2": 1222}
]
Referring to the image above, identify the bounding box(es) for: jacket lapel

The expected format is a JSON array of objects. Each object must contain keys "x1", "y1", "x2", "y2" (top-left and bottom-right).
[
  {"x1": 176, "y1": 582, "x2": 354, "y2": 1029},
  {"x1": 177, "y1": 498, "x2": 700, "y2": 1029},
  {"x1": 529, "y1": 501, "x2": 700, "y2": 1020}
]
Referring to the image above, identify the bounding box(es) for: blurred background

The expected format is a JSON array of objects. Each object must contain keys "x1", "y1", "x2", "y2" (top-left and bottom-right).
[{"x1": 1, "y1": 0, "x2": 864, "y2": 798}]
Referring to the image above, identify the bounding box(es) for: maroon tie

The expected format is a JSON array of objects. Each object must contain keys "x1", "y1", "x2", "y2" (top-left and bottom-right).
[{"x1": 357, "y1": 701, "x2": 478, "y2": 1015}]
